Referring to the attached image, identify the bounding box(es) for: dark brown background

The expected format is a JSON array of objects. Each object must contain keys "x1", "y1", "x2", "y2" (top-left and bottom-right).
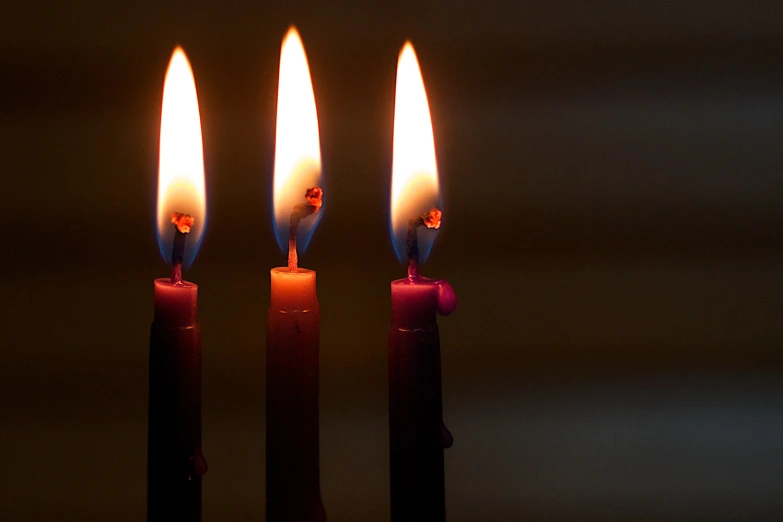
[{"x1": 3, "y1": 1, "x2": 783, "y2": 520}]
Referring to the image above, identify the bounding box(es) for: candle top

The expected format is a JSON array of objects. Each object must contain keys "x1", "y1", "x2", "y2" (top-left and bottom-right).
[
  {"x1": 270, "y1": 267, "x2": 318, "y2": 311},
  {"x1": 391, "y1": 276, "x2": 457, "y2": 328},
  {"x1": 153, "y1": 278, "x2": 198, "y2": 327}
]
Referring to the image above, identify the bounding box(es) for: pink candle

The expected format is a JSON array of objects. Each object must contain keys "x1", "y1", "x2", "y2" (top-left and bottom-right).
[
  {"x1": 153, "y1": 279, "x2": 197, "y2": 326},
  {"x1": 149, "y1": 279, "x2": 204, "y2": 521},
  {"x1": 389, "y1": 277, "x2": 456, "y2": 522},
  {"x1": 388, "y1": 42, "x2": 457, "y2": 522},
  {"x1": 148, "y1": 47, "x2": 208, "y2": 522}
]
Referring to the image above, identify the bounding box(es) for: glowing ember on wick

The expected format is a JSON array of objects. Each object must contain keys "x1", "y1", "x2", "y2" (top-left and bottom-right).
[
  {"x1": 170, "y1": 212, "x2": 195, "y2": 284},
  {"x1": 406, "y1": 207, "x2": 442, "y2": 280},
  {"x1": 288, "y1": 187, "x2": 323, "y2": 272}
]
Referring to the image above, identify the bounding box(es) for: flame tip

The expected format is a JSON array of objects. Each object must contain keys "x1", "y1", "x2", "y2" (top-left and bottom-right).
[
  {"x1": 284, "y1": 26, "x2": 303, "y2": 43},
  {"x1": 169, "y1": 46, "x2": 189, "y2": 61},
  {"x1": 400, "y1": 41, "x2": 417, "y2": 57}
]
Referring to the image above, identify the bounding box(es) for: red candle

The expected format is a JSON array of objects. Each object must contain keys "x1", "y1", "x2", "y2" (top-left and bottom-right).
[
  {"x1": 266, "y1": 27, "x2": 326, "y2": 522},
  {"x1": 388, "y1": 42, "x2": 457, "y2": 522},
  {"x1": 148, "y1": 47, "x2": 208, "y2": 522}
]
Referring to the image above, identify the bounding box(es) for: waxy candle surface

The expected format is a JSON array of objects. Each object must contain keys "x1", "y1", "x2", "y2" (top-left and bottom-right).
[
  {"x1": 391, "y1": 277, "x2": 457, "y2": 329},
  {"x1": 149, "y1": 278, "x2": 204, "y2": 522},
  {"x1": 154, "y1": 279, "x2": 198, "y2": 327},
  {"x1": 267, "y1": 267, "x2": 325, "y2": 521},
  {"x1": 388, "y1": 276, "x2": 456, "y2": 522},
  {"x1": 270, "y1": 267, "x2": 317, "y2": 311}
]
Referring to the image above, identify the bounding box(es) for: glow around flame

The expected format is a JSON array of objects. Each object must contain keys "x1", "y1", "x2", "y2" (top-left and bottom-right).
[
  {"x1": 391, "y1": 42, "x2": 441, "y2": 264},
  {"x1": 272, "y1": 27, "x2": 323, "y2": 253},
  {"x1": 157, "y1": 47, "x2": 206, "y2": 268}
]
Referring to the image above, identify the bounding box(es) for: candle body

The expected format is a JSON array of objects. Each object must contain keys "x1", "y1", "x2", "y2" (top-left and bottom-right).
[
  {"x1": 389, "y1": 276, "x2": 455, "y2": 522},
  {"x1": 266, "y1": 268, "x2": 325, "y2": 522},
  {"x1": 148, "y1": 279, "x2": 206, "y2": 522}
]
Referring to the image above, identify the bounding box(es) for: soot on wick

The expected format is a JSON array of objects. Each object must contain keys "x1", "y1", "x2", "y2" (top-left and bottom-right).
[
  {"x1": 170, "y1": 212, "x2": 195, "y2": 284},
  {"x1": 288, "y1": 187, "x2": 323, "y2": 272},
  {"x1": 406, "y1": 208, "x2": 442, "y2": 280}
]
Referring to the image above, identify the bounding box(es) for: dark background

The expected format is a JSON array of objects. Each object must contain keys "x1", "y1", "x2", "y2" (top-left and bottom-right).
[{"x1": 3, "y1": 1, "x2": 783, "y2": 520}]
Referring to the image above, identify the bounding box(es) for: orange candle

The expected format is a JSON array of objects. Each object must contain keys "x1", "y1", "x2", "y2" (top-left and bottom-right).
[{"x1": 266, "y1": 27, "x2": 326, "y2": 522}]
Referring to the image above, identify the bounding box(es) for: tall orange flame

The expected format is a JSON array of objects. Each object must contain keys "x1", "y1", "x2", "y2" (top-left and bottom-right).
[
  {"x1": 272, "y1": 27, "x2": 323, "y2": 253},
  {"x1": 157, "y1": 48, "x2": 206, "y2": 267},
  {"x1": 390, "y1": 42, "x2": 441, "y2": 263}
]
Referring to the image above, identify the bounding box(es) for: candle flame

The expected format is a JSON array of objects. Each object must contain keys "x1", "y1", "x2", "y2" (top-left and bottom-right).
[
  {"x1": 272, "y1": 27, "x2": 323, "y2": 253},
  {"x1": 390, "y1": 42, "x2": 441, "y2": 264},
  {"x1": 157, "y1": 47, "x2": 206, "y2": 267}
]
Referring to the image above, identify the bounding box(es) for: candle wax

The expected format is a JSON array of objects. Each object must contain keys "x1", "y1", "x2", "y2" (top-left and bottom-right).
[
  {"x1": 266, "y1": 268, "x2": 325, "y2": 522},
  {"x1": 154, "y1": 279, "x2": 198, "y2": 326},
  {"x1": 148, "y1": 278, "x2": 205, "y2": 522},
  {"x1": 269, "y1": 267, "x2": 318, "y2": 310},
  {"x1": 389, "y1": 276, "x2": 456, "y2": 522}
]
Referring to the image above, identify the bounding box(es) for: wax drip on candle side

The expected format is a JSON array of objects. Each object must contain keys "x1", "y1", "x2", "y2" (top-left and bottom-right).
[
  {"x1": 170, "y1": 212, "x2": 194, "y2": 283},
  {"x1": 406, "y1": 208, "x2": 442, "y2": 280},
  {"x1": 288, "y1": 187, "x2": 323, "y2": 272}
]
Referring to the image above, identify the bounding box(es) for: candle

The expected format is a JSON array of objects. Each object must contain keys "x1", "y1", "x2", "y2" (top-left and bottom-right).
[
  {"x1": 148, "y1": 47, "x2": 208, "y2": 522},
  {"x1": 266, "y1": 27, "x2": 326, "y2": 522},
  {"x1": 388, "y1": 42, "x2": 457, "y2": 522}
]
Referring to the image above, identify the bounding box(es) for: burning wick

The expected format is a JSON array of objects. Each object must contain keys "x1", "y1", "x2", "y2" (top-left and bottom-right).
[
  {"x1": 406, "y1": 208, "x2": 442, "y2": 280},
  {"x1": 288, "y1": 187, "x2": 323, "y2": 272},
  {"x1": 170, "y1": 212, "x2": 195, "y2": 284}
]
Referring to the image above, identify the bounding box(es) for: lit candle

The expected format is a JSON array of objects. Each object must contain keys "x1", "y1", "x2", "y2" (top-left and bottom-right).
[
  {"x1": 266, "y1": 27, "x2": 326, "y2": 522},
  {"x1": 148, "y1": 47, "x2": 208, "y2": 522},
  {"x1": 388, "y1": 42, "x2": 457, "y2": 522}
]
